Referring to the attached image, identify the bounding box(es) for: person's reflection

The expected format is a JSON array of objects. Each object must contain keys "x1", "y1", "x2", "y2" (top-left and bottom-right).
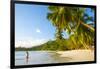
[{"x1": 26, "y1": 51, "x2": 29, "y2": 64}]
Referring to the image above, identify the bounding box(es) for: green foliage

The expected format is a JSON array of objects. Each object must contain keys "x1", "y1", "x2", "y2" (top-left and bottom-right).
[
  {"x1": 47, "y1": 6, "x2": 95, "y2": 50},
  {"x1": 66, "y1": 24, "x2": 94, "y2": 50},
  {"x1": 40, "y1": 39, "x2": 68, "y2": 51},
  {"x1": 15, "y1": 39, "x2": 69, "y2": 51}
]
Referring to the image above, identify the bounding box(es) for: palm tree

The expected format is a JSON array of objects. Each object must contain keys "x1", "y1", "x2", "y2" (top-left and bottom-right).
[
  {"x1": 47, "y1": 6, "x2": 94, "y2": 36},
  {"x1": 69, "y1": 8, "x2": 95, "y2": 49},
  {"x1": 47, "y1": 6, "x2": 95, "y2": 49},
  {"x1": 47, "y1": 6, "x2": 75, "y2": 39}
]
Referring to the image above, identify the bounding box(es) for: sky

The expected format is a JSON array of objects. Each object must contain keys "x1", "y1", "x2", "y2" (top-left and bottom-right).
[
  {"x1": 15, "y1": 4, "x2": 57, "y2": 47},
  {"x1": 15, "y1": 4, "x2": 94, "y2": 48}
]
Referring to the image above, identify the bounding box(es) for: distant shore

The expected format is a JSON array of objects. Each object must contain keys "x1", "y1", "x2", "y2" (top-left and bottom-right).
[{"x1": 56, "y1": 49, "x2": 94, "y2": 62}]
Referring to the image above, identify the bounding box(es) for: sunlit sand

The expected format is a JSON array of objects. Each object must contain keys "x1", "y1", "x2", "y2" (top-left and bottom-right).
[{"x1": 56, "y1": 49, "x2": 94, "y2": 62}]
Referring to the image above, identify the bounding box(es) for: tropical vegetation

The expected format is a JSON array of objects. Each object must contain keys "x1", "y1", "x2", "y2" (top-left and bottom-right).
[{"x1": 47, "y1": 6, "x2": 94, "y2": 50}]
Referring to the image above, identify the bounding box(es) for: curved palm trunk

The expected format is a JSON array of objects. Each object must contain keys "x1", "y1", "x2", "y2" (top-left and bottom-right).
[{"x1": 80, "y1": 21, "x2": 95, "y2": 32}]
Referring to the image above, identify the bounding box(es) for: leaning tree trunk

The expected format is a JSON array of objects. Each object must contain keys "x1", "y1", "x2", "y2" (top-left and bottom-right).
[{"x1": 80, "y1": 21, "x2": 95, "y2": 32}]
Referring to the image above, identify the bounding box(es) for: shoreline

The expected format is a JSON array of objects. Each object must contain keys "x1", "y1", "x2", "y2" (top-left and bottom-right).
[{"x1": 16, "y1": 49, "x2": 94, "y2": 62}]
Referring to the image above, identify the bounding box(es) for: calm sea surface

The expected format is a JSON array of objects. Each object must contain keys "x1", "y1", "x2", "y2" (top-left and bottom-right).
[{"x1": 15, "y1": 51, "x2": 72, "y2": 66}]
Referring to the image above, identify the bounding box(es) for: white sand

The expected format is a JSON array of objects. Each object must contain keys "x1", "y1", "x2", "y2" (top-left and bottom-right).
[{"x1": 56, "y1": 49, "x2": 94, "y2": 62}]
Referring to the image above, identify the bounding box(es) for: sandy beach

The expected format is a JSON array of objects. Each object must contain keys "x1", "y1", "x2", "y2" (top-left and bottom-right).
[{"x1": 56, "y1": 49, "x2": 94, "y2": 62}]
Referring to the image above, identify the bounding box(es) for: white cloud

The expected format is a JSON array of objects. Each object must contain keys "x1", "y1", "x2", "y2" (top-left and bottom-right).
[
  {"x1": 36, "y1": 28, "x2": 41, "y2": 33},
  {"x1": 15, "y1": 39, "x2": 48, "y2": 48}
]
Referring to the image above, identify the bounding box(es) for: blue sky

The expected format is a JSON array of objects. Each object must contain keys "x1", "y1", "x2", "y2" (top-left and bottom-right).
[
  {"x1": 15, "y1": 4, "x2": 94, "y2": 47},
  {"x1": 15, "y1": 4, "x2": 57, "y2": 47}
]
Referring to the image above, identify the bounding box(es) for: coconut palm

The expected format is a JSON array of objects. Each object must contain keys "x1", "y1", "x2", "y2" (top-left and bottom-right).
[
  {"x1": 69, "y1": 8, "x2": 95, "y2": 49},
  {"x1": 47, "y1": 6, "x2": 76, "y2": 39},
  {"x1": 47, "y1": 6, "x2": 95, "y2": 49}
]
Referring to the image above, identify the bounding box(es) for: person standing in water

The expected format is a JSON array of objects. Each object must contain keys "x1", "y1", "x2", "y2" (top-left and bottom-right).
[
  {"x1": 26, "y1": 51, "x2": 29, "y2": 59},
  {"x1": 26, "y1": 51, "x2": 29, "y2": 63}
]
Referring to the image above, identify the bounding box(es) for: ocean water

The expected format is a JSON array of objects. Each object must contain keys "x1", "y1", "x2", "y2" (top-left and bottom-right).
[{"x1": 15, "y1": 51, "x2": 72, "y2": 66}]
